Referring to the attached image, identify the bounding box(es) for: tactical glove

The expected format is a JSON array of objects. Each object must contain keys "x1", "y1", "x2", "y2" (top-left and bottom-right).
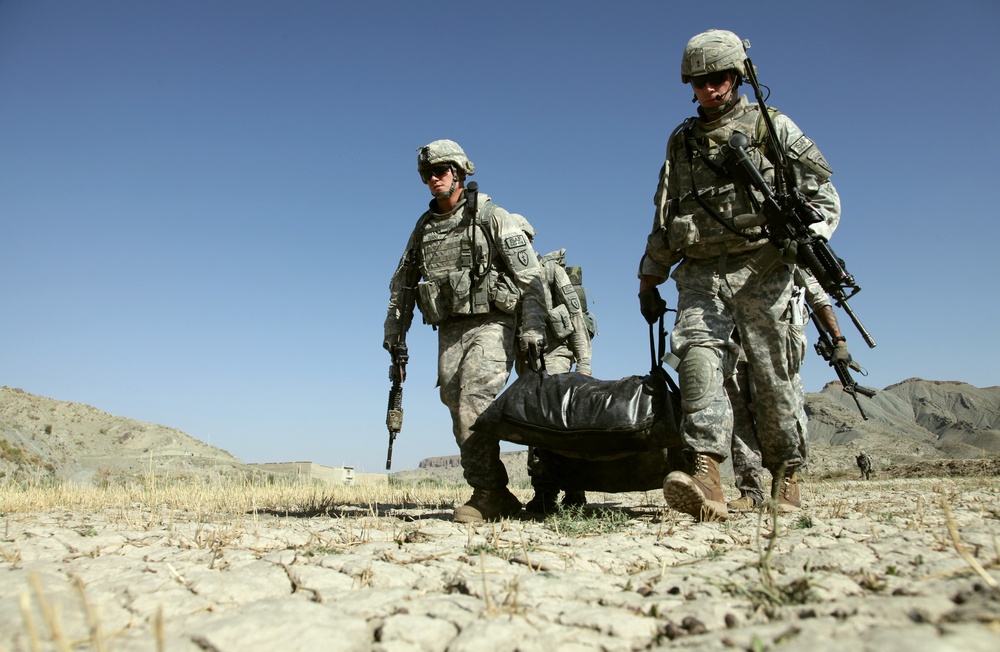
[
  {"x1": 779, "y1": 239, "x2": 799, "y2": 264},
  {"x1": 638, "y1": 287, "x2": 667, "y2": 325},
  {"x1": 832, "y1": 340, "x2": 862, "y2": 371},
  {"x1": 520, "y1": 333, "x2": 546, "y2": 372}
]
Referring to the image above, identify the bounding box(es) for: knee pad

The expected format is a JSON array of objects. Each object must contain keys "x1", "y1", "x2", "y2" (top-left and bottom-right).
[{"x1": 679, "y1": 346, "x2": 721, "y2": 413}]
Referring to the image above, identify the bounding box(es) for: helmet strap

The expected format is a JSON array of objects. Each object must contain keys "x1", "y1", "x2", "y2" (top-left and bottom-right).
[{"x1": 432, "y1": 165, "x2": 461, "y2": 200}]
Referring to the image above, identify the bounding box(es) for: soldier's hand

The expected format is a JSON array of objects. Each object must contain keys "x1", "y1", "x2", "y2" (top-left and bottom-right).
[
  {"x1": 520, "y1": 334, "x2": 545, "y2": 371},
  {"x1": 779, "y1": 239, "x2": 799, "y2": 264},
  {"x1": 832, "y1": 340, "x2": 862, "y2": 371},
  {"x1": 638, "y1": 287, "x2": 667, "y2": 325}
]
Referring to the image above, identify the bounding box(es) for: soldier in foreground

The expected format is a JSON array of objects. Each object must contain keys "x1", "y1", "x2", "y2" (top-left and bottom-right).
[
  {"x1": 383, "y1": 140, "x2": 545, "y2": 523},
  {"x1": 638, "y1": 30, "x2": 841, "y2": 521},
  {"x1": 508, "y1": 214, "x2": 593, "y2": 513}
]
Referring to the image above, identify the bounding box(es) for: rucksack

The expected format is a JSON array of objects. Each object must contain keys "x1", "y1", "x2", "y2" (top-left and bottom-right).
[{"x1": 539, "y1": 249, "x2": 597, "y2": 339}]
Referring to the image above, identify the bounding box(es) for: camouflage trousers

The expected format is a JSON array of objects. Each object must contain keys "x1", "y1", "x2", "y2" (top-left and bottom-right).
[
  {"x1": 727, "y1": 360, "x2": 765, "y2": 505},
  {"x1": 522, "y1": 349, "x2": 575, "y2": 491},
  {"x1": 670, "y1": 255, "x2": 808, "y2": 472},
  {"x1": 437, "y1": 312, "x2": 515, "y2": 489},
  {"x1": 730, "y1": 358, "x2": 810, "y2": 503}
]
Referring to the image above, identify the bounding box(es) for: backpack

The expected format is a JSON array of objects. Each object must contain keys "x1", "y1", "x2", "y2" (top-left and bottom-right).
[{"x1": 539, "y1": 249, "x2": 597, "y2": 339}]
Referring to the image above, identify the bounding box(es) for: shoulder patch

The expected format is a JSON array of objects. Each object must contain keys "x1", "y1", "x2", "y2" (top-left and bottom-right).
[
  {"x1": 787, "y1": 133, "x2": 833, "y2": 178},
  {"x1": 504, "y1": 234, "x2": 528, "y2": 249}
]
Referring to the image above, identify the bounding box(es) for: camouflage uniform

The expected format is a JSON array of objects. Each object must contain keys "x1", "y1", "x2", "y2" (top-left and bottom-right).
[
  {"x1": 516, "y1": 240, "x2": 594, "y2": 511},
  {"x1": 640, "y1": 31, "x2": 840, "y2": 516},
  {"x1": 729, "y1": 269, "x2": 831, "y2": 507},
  {"x1": 856, "y1": 450, "x2": 873, "y2": 480},
  {"x1": 518, "y1": 249, "x2": 593, "y2": 376},
  {"x1": 385, "y1": 178, "x2": 543, "y2": 493}
]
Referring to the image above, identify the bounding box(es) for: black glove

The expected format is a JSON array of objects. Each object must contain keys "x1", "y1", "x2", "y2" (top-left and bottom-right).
[{"x1": 638, "y1": 287, "x2": 667, "y2": 325}]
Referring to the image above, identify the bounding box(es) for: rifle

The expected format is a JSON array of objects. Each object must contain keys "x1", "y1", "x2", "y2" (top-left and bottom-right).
[
  {"x1": 809, "y1": 310, "x2": 876, "y2": 419},
  {"x1": 385, "y1": 341, "x2": 408, "y2": 470},
  {"x1": 730, "y1": 55, "x2": 876, "y2": 350}
]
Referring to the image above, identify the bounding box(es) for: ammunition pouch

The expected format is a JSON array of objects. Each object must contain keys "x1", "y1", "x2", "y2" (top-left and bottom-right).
[
  {"x1": 546, "y1": 304, "x2": 574, "y2": 342},
  {"x1": 417, "y1": 279, "x2": 449, "y2": 325},
  {"x1": 491, "y1": 273, "x2": 520, "y2": 314},
  {"x1": 417, "y1": 270, "x2": 519, "y2": 323}
]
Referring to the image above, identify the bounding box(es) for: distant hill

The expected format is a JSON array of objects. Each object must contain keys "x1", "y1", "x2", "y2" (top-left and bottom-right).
[
  {"x1": 2, "y1": 378, "x2": 997, "y2": 487},
  {"x1": 404, "y1": 378, "x2": 1000, "y2": 482},
  {"x1": 804, "y1": 377, "x2": 1000, "y2": 475},
  {"x1": 0, "y1": 386, "x2": 246, "y2": 484}
]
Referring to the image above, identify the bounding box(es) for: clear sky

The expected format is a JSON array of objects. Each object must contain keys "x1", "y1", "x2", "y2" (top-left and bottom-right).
[{"x1": 2, "y1": 1, "x2": 998, "y2": 474}]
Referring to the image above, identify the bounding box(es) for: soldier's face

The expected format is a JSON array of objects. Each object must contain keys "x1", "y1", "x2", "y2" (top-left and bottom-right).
[
  {"x1": 692, "y1": 71, "x2": 734, "y2": 109},
  {"x1": 424, "y1": 165, "x2": 454, "y2": 196}
]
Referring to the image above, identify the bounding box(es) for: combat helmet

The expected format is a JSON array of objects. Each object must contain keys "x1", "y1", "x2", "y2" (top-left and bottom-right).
[
  {"x1": 416, "y1": 139, "x2": 475, "y2": 180},
  {"x1": 681, "y1": 29, "x2": 749, "y2": 84}
]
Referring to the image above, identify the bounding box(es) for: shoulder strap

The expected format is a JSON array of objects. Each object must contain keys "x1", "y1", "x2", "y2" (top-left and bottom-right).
[{"x1": 755, "y1": 106, "x2": 782, "y2": 163}]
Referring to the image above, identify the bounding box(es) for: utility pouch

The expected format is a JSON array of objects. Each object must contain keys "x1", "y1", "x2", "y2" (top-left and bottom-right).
[
  {"x1": 493, "y1": 273, "x2": 520, "y2": 314},
  {"x1": 417, "y1": 279, "x2": 448, "y2": 325},
  {"x1": 746, "y1": 244, "x2": 783, "y2": 279},
  {"x1": 448, "y1": 270, "x2": 472, "y2": 315},
  {"x1": 547, "y1": 304, "x2": 573, "y2": 341}
]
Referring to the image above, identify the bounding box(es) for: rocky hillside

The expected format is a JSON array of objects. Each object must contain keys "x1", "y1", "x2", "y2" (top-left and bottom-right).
[
  {"x1": 2, "y1": 378, "x2": 997, "y2": 487},
  {"x1": 804, "y1": 377, "x2": 1000, "y2": 475},
  {"x1": 0, "y1": 386, "x2": 247, "y2": 485}
]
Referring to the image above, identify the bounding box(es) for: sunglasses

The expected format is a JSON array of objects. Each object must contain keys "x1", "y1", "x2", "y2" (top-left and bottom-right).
[
  {"x1": 420, "y1": 164, "x2": 452, "y2": 182},
  {"x1": 691, "y1": 71, "x2": 732, "y2": 89}
]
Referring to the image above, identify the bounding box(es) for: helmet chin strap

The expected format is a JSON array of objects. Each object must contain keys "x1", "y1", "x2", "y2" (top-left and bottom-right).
[{"x1": 432, "y1": 165, "x2": 460, "y2": 200}]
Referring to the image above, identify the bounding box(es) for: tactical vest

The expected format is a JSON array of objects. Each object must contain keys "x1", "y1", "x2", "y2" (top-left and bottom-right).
[
  {"x1": 668, "y1": 98, "x2": 773, "y2": 259},
  {"x1": 539, "y1": 250, "x2": 597, "y2": 341},
  {"x1": 412, "y1": 199, "x2": 519, "y2": 325}
]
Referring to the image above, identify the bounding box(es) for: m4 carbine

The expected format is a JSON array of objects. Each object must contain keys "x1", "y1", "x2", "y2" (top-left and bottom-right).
[
  {"x1": 726, "y1": 130, "x2": 876, "y2": 350},
  {"x1": 385, "y1": 342, "x2": 408, "y2": 470}
]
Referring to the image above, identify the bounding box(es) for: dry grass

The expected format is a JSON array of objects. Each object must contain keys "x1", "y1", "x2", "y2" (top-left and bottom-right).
[{"x1": 0, "y1": 474, "x2": 481, "y2": 517}]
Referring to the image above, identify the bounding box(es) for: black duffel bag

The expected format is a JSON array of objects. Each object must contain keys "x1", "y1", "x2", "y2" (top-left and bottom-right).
[
  {"x1": 476, "y1": 316, "x2": 683, "y2": 449},
  {"x1": 473, "y1": 367, "x2": 682, "y2": 453}
]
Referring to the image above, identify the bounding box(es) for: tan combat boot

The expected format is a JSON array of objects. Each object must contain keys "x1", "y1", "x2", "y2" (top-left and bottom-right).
[
  {"x1": 772, "y1": 471, "x2": 801, "y2": 513},
  {"x1": 726, "y1": 494, "x2": 759, "y2": 512},
  {"x1": 662, "y1": 453, "x2": 728, "y2": 521},
  {"x1": 454, "y1": 488, "x2": 522, "y2": 523}
]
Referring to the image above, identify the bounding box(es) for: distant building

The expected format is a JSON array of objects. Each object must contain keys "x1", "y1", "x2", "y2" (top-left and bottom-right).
[{"x1": 249, "y1": 462, "x2": 356, "y2": 485}]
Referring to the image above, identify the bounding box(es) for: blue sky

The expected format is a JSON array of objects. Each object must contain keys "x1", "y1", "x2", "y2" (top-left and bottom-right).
[{"x1": 2, "y1": 1, "x2": 998, "y2": 474}]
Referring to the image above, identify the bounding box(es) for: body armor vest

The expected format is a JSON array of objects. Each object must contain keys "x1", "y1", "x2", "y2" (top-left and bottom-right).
[
  {"x1": 670, "y1": 98, "x2": 772, "y2": 259},
  {"x1": 413, "y1": 200, "x2": 517, "y2": 324}
]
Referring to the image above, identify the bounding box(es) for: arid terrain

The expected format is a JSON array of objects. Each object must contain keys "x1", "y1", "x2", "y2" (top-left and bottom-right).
[
  {"x1": 0, "y1": 380, "x2": 998, "y2": 650},
  {"x1": 1, "y1": 474, "x2": 998, "y2": 651}
]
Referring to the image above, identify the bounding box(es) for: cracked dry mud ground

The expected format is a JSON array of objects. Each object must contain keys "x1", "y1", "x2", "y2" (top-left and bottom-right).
[{"x1": 2, "y1": 477, "x2": 999, "y2": 651}]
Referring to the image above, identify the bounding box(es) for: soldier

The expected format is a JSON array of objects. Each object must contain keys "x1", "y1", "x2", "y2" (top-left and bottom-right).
[
  {"x1": 728, "y1": 269, "x2": 862, "y2": 511},
  {"x1": 856, "y1": 450, "x2": 874, "y2": 480},
  {"x1": 508, "y1": 214, "x2": 593, "y2": 514},
  {"x1": 638, "y1": 30, "x2": 841, "y2": 521},
  {"x1": 383, "y1": 139, "x2": 546, "y2": 523}
]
